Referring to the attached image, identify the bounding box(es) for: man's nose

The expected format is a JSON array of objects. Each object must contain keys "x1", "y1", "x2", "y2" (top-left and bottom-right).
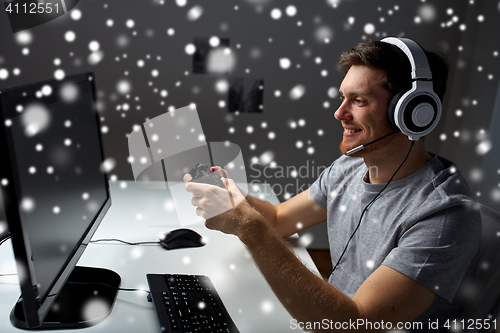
[{"x1": 334, "y1": 101, "x2": 352, "y2": 121}]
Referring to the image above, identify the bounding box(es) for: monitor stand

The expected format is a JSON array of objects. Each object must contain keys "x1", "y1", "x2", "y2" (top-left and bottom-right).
[{"x1": 10, "y1": 266, "x2": 121, "y2": 330}]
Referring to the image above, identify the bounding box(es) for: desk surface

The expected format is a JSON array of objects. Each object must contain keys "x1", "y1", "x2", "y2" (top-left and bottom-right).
[{"x1": 0, "y1": 182, "x2": 319, "y2": 332}]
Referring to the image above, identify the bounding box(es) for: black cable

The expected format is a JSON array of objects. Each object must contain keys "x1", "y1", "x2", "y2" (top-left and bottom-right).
[
  {"x1": 117, "y1": 287, "x2": 151, "y2": 294},
  {"x1": 1, "y1": 237, "x2": 160, "y2": 276},
  {"x1": 47, "y1": 281, "x2": 151, "y2": 298},
  {"x1": 90, "y1": 239, "x2": 160, "y2": 246},
  {"x1": 0, "y1": 234, "x2": 11, "y2": 246},
  {"x1": 68, "y1": 281, "x2": 151, "y2": 295},
  {"x1": 329, "y1": 141, "x2": 416, "y2": 278}
]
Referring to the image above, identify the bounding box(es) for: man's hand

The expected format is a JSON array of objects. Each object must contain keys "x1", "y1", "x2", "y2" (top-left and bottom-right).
[
  {"x1": 205, "y1": 179, "x2": 264, "y2": 237},
  {"x1": 183, "y1": 165, "x2": 234, "y2": 219},
  {"x1": 184, "y1": 173, "x2": 257, "y2": 235},
  {"x1": 182, "y1": 165, "x2": 228, "y2": 182}
]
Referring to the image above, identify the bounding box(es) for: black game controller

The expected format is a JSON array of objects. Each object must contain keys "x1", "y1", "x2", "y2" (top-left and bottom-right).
[{"x1": 188, "y1": 163, "x2": 226, "y2": 189}]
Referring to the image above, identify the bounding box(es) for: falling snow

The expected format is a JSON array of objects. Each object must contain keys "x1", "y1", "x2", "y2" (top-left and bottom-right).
[
  {"x1": 261, "y1": 300, "x2": 274, "y2": 314},
  {"x1": 64, "y1": 31, "x2": 76, "y2": 43},
  {"x1": 0, "y1": 0, "x2": 497, "y2": 219}
]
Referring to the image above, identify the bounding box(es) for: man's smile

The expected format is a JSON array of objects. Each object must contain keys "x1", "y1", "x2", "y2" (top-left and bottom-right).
[{"x1": 342, "y1": 126, "x2": 363, "y2": 137}]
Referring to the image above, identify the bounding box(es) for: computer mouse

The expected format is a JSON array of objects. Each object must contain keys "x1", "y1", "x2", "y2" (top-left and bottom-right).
[{"x1": 159, "y1": 229, "x2": 205, "y2": 250}]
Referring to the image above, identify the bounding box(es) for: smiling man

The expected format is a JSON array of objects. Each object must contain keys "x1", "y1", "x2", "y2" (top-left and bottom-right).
[{"x1": 185, "y1": 39, "x2": 481, "y2": 332}]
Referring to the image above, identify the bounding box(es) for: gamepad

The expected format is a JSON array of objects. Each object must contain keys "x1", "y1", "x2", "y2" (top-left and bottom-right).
[{"x1": 188, "y1": 163, "x2": 226, "y2": 189}]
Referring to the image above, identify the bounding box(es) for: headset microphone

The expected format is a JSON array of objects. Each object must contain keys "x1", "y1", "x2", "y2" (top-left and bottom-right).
[{"x1": 345, "y1": 130, "x2": 399, "y2": 156}]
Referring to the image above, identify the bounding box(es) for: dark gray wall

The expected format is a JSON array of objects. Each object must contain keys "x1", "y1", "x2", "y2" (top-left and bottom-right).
[
  {"x1": 1, "y1": 0, "x2": 499, "y2": 218},
  {"x1": 436, "y1": 0, "x2": 500, "y2": 212}
]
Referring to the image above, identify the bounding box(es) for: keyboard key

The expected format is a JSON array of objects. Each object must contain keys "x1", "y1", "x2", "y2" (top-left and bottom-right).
[{"x1": 147, "y1": 274, "x2": 239, "y2": 333}]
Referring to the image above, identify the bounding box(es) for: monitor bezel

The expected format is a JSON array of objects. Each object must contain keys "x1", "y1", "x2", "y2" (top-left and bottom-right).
[{"x1": 0, "y1": 72, "x2": 111, "y2": 328}]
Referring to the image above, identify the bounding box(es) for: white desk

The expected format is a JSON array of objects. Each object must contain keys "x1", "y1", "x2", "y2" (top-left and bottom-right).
[{"x1": 0, "y1": 182, "x2": 319, "y2": 332}]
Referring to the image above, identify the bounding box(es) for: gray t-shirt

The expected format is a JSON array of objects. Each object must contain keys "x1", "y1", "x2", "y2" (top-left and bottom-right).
[{"x1": 309, "y1": 153, "x2": 481, "y2": 331}]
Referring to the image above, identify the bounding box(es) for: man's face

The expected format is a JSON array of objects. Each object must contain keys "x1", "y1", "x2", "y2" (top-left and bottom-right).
[{"x1": 335, "y1": 65, "x2": 394, "y2": 157}]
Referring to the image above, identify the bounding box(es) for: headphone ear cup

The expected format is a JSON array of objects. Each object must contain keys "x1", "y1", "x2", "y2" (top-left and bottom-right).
[{"x1": 386, "y1": 91, "x2": 405, "y2": 130}]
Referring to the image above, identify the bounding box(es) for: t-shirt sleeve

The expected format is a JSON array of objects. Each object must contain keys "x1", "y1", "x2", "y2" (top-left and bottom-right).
[
  {"x1": 308, "y1": 162, "x2": 335, "y2": 208},
  {"x1": 382, "y1": 202, "x2": 481, "y2": 303}
]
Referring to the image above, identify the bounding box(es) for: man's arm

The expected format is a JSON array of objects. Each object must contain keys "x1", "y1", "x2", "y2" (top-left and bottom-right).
[
  {"x1": 188, "y1": 179, "x2": 437, "y2": 332},
  {"x1": 184, "y1": 167, "x2": 327, "y2": 237},
  {"x1": 246, "y1": 189, "x2": 327, "y2": 237},
  {"x1": 236, "y1": 209, "x2": 436, "y2": 332}
]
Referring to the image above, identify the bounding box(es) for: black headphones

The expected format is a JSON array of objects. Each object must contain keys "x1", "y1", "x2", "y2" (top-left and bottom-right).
[{"x1": 382, "y1": 37, "x2": 442, "y2": 141}]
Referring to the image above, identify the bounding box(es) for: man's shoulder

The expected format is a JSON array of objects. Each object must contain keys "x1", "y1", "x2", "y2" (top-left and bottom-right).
[
  {"x1": 327, "y1": 154, "x2": 365, "y2": 173},
  {"x1": 309, "y1": 155, "x2": 365, "y2": 199},
  {"x1": 424, "y1": 153, "x2": 475, "y2": 201},
  {"x1": 406, "y1": 153, "x2": 480, "y2": 230},
  {"x1": 314, "y1": 155, "x2": 366, "y2": 185}
]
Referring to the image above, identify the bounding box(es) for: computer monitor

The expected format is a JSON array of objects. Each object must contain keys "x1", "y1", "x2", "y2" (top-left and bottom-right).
[{"x1": 0, "y1": 72, "x2": 120, "y2": 329}]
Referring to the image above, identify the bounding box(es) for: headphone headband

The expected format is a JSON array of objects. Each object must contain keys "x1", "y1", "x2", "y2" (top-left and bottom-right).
[{"x1": 381, "y1": 37, "x2": 432, "y2": 80}]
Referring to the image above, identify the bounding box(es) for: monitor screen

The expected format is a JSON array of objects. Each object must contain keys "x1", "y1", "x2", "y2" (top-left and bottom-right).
[{"x1": 0, "y1": 72, "x2": 115, "y2": 329}]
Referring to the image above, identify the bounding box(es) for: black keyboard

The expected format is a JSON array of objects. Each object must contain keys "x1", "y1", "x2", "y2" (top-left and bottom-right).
[{"x1": 147, "y1": 274, "x2": 240, "y2": 333}]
